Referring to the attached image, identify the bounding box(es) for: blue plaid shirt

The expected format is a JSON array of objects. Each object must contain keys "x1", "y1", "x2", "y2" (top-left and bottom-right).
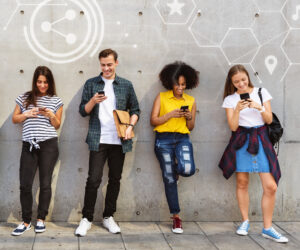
[{"x1": 79, "y1": 74, "x2": 140, "y2": 152}]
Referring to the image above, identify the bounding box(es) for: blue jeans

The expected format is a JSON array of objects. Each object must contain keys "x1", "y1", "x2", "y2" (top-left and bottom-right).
[{"x1": 154, "y1": 132, "x2": 195, "y2": 214}]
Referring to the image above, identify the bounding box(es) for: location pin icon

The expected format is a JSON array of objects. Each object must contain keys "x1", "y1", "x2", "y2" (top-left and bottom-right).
[{"x1": 265, "y1": 55, "x2": 278, "y2": 75}]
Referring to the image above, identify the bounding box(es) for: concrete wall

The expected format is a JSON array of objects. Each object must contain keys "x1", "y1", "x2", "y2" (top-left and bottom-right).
[{"x1": 0, "y1": 0, "x2": 299, "y2": 222}]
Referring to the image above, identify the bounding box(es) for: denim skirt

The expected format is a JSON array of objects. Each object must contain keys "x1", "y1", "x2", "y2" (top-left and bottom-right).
[{"x1": 236, "y1": 128, "x2": 270, "y2": 173}]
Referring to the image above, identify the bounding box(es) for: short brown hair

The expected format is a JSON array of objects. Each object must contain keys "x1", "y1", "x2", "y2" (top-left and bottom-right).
[{"x1": 98, "y1": 49, "x2": 118, "y2": 61}]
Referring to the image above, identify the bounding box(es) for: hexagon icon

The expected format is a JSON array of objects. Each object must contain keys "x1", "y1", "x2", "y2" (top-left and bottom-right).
[
  {"x1": 252, "y1": 12, "x2": 289, "y2": 45},
  {"x1": 253, "y1": 0, "x2": 286, "y2": 11},
  {"x1": 182, "y1": 47, "x2": 228, "y2": 104},
  {"x1": 282, "y1": 0, "x2": 300, "y2": 28},
  {"x1": 221, "y1": 29, "x2": 259, "y2": 64},
  {"x1": 189, "y1": 0, "x2": 258, "y2": 46},
  {"x1": 282, "y1": 29, "x2": 300, "y2": 63},
  {"x1": 155, "y1": 0, "x2": 196, "y2": 25},
  {"x1": 115, "y1": 25, "x2": 169, "y2": 75},
  {"x1": 252, "y1": 45, "x2": 289, "y2": 84}
]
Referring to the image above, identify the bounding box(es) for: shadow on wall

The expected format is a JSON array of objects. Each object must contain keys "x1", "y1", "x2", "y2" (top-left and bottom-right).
[
  {"x1": 50, "y1": 86, "x2": 109, "y2": 222},
  {"x1": 0, "y1": 114, "x2": 22, "y2": 221},
  {"x1": 0, "y1": 87, "x2": 111, "y2": 222},
  {"x1": 0, "y1": 113, "x2": 42, "y2": 222}
]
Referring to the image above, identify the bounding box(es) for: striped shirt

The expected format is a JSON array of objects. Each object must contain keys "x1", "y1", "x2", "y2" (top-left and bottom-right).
[{"x1": 16, "y1": 94, "x2": 63, "y2": 148}]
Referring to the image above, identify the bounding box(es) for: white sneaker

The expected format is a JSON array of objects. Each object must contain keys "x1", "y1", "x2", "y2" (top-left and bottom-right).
[
  {"x1": 11, "y1": 222, "x2": 31, "y2": 236},
  {"x1": 262, "y1": 227, "x2": 289, "y2": 243},
  {"x1": 35, "y1": 220, "x2": 46, "y2": 233},
  {"x1": 236, "y1": 220, "x2": 250, "y2": 236},
  {"x1": 75, "y1": 218, "x2": 92, "y2": 237},
  {"x1": 103, "y1": 216, "x2": 120, "y2": 234}
]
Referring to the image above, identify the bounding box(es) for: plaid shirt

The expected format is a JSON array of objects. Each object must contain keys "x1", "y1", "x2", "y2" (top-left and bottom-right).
[
  {"x1": 218, "y1": 126, "x2": 281, "y2": 185},
  {"x1": 79, "y1": 74, "x2": 140, "y2": 153}
]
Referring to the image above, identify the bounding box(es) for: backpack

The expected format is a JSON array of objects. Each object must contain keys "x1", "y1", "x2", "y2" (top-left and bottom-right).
[{"x1": 258, "y1": 88, "x2": 283, "y2": 155}]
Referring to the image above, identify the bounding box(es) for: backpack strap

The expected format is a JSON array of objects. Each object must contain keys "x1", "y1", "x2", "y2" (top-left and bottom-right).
[{"x1": 258, "y1": 87, "x2": 263, "y2": 106}]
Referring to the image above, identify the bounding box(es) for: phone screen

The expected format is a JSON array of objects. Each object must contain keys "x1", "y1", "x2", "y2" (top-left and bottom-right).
[
  {"x1": 180, "y1": 105, "x2": 189, "y2": 111},
  {"x1": 98, "y1": 91, "x2": 105, "y2": 95},
  {"x1": 240, "y1": 93, "x2": 250, "y2": 100}
]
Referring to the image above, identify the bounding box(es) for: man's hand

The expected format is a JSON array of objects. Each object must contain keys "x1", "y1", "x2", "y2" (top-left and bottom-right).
[
  {"x1": 91, "y1": 93, "x2": 107, "y2": 104},
  {"x1": 124, "y1": 125, "x2": 133, "y2": 140}
]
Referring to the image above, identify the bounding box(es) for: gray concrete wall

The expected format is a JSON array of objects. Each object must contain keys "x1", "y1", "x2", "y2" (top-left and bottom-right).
[{"x1": 0, "y1": 0, "x2": 299, "y2": 222}]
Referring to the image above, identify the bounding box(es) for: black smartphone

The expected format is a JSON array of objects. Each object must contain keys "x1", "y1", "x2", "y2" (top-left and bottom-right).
[
  {"x1": 180, "y1": 105, "x2": 189, "y2": 111},
  {"x1": 98, "y1": 90, "x2": 105, "y2": 95},
  {"x1": 240, "y1": 93, "x2": 250, "y2": 100}
]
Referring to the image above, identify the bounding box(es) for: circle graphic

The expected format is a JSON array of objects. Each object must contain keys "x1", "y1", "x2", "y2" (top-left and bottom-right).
[{"x1": 24, "y1": 0, "x2": 104, "y2": 64}]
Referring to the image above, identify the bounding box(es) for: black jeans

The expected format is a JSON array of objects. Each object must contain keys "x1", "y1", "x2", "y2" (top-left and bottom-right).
[
  {"x1": 20, "y1": 138, "x2": 59, "y2": 224},
  {"x1": 82, "y1": 144, "x2": 125, "y2": 221}
]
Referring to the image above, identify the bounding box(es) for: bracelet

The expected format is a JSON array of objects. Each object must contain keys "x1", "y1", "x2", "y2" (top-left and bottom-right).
[
  {"x1": 259, "y1": 106, "x2": 266, "y2": 113},
  {"x1": 128, "y1": 124, "x2": 134, "y2": 127}
]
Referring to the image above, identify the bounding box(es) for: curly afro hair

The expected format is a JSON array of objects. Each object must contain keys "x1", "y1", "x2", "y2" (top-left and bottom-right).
[{"x1": 159, "y1": 61, "x2": 199, "y2": 90}]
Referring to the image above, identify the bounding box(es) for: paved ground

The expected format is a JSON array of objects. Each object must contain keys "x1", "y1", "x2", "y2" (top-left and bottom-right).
[{"x1": 0, "y1": 221, "x2": 299, "y2": 249}]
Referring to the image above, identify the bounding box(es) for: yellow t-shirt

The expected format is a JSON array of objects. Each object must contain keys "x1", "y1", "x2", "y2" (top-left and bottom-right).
[{"x1": 154, "y1": 90, "x2": 195, "y2": 134}]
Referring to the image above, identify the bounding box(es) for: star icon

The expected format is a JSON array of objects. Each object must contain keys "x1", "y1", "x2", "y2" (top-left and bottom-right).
[{"x1": 167, "y1": 0, "x2": 185, "y2": 16}]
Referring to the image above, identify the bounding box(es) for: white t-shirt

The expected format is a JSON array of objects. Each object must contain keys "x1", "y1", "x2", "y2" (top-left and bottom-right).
[
  {"x1": 222, "y1": 87, "x2": 272, "y2": 127},
  {"x1": 99, "y1": 77, "x2": 121, "y2": 145}
]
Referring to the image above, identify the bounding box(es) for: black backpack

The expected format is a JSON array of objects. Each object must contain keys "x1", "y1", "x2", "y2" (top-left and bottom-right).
[{"x1": 258, "y1": 88, "x2": 283, "y2": 154}]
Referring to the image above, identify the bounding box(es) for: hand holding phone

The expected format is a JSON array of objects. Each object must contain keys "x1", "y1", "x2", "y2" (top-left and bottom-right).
[
  {"x1": 180, "y1": 105, "x2": 189, "y2": 112},
  {"x1": 38, "y1": 107, "x2": 46, "y2": 111}
]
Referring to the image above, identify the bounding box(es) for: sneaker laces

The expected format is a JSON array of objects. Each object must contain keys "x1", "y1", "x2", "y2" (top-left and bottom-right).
[
  {"x1": 270, "y1": 227, "x2": 282, "y2": 238},
  {"x1": 171, "y1": 217, "x2": 182, "y2": 229},
  {"x1": 80, "y1": 218, "x2": 90, "y2": 227},
  {"x1": 239, "y1": 220, "x2": 249, "y2": 230},
  {"x1": 36, "y1": 221, "x2": 44, "y2": 227},
  {"x1": 16, "y1": 223, "x2": 26, "y2": 229}
]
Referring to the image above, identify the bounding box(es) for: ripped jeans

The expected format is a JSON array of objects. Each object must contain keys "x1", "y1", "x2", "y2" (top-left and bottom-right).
[{"x1": 154, "y1": 132, "x2": 195, "y2": 214}]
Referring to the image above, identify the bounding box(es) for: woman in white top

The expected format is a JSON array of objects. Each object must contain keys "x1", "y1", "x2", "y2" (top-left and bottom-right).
[
  {"x1": 11, "y1": 66, "x2": 63, "y2": 236},
  {"x1": 219, "y1": 65, "x2": 288, "y2": 243}
]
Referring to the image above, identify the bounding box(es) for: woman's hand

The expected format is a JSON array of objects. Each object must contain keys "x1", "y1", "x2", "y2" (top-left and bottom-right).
[
  {"x1": 235, "y1": 100, "x2": 249, "y2": 112},
  {"x1": 39, "y1": 106, "x2": 63, "y2": 129},
  {"x1": 167, "y1": 109, "x2": 185, "y2": 119},
  {"x1": 12, "y1": 105, "x2": 39, "y2": 124},
  {"x1": 183, "y1": 109, "x2": 192, "y2": 121},
  {"x1": 247, "y1": 99, "x2": 263, "y2": 111},
  {"x1": 24, "y1": 107, "x2": 39, "y2": 118},
  {"x1": 38, "y1": 108, "x2": 55, "y2": 119}
]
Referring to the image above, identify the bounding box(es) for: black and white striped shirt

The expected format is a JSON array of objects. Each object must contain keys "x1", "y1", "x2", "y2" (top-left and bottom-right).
[{"x1": 16, "y1": 94, "x2": 63, "y2": 145}]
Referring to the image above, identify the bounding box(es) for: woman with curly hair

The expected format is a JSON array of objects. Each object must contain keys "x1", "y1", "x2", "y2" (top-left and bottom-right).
[{"x1": 150, "y1": 61, "x2": 199, "y2": 233}]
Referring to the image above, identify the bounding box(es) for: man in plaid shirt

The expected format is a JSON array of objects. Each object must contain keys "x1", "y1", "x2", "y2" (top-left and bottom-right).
[{"x1": 75, "y1": 49, "x2": 140, "y2": 236}]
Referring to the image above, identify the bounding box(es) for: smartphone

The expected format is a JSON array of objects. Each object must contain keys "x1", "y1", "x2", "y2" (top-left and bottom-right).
[
  {"x1": 240, "y1": 93, "x2": 250, "y2": 100},
  {"x1": 38, "y1": 107, "x2": 46, "y2": 111},
  {"x1": 180, "y1": 105, "x2": 189, "y2": 111},
  {"x1": 98, "y1": 90, "x2": 105, "y2": 95}
]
